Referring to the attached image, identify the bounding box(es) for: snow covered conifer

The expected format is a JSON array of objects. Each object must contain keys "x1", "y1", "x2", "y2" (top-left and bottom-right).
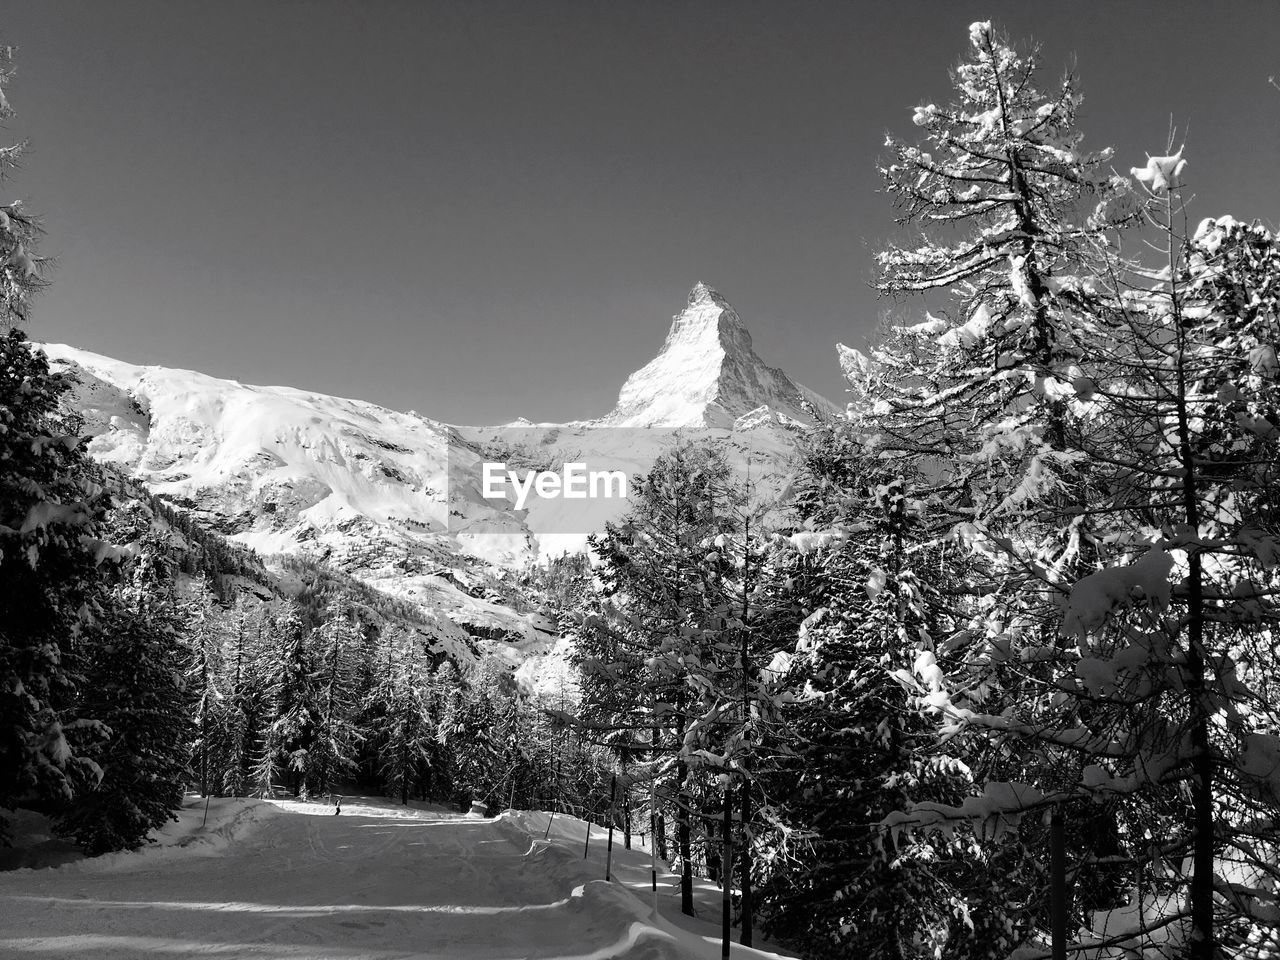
[
  {"x1": 218, "y1": 599, "x2": 268, "y2": 797},
  {"x1": 879, "y1": 21, "x2": 1132, "y2": 370},
  {"x1": 183, "y1": 577, "x2": 225, "y2": 797},
  {"x1": 54, "y1": 536, "x2": 192, "y2": 854},
  {"x1": 1049, "y1": 205, "x2": 1280, "y2": 958},
  {"x1": 375, "y1": 629, "x2": 437, "y2": 805},
  {"x1": 875, "y1": 20, "x2": 1133, "y2": 504},
  {"x1": 437, "y1": 661, "x2": 503, "y2": 807},
  {"x1": 0, "y1": 332, "x2": 113, "y2": 841},
  {"x1": 254, "y1": 608, "x2": 318, "y2": 798},
  {"x1": 306, "y1": 606, "x2": 362, "y2": 796},
  {"x1": 757, "y1": 423, "x2": 1013, "y2": 958},
  {"x1": 884, "y1": 163, "x2": 1280, "y2": 956},
  {"x1": 580, "y1": 442, "x2": 741, "y2": 916},
  {"x1": 860, "y1": 25, "x2": 1229, "y2": 954},
  {"x1": 865, "y1": 27, "x2": 1138, "y2": 783}
]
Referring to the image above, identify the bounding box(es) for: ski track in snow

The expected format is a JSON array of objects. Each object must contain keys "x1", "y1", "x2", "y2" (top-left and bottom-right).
[{"x1": 0, "y1": 797, "x2": 793, "y2": 960}]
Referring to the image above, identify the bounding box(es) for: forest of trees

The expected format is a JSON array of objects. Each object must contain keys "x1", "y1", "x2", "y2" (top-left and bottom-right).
[
  {"x1": 3, "y1": 19, "x2": 1280, "y2": 960},
  {"x1": 561, "y1": 22, "x2": 1280, "y2": 960}
]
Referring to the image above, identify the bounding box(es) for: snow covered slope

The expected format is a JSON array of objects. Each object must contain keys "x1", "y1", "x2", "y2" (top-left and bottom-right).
[
  {"x1": 0, "y1": 794, "x2": 796, "y2": 959},
  {"x1": 41, "y1": 343, "x2": 536, "y2": 659},
  {"x1": 47, "y1": 345, "x2": 457, "y2": 557}
]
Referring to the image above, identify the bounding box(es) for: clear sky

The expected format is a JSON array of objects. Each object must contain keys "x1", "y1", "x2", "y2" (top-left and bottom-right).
[{"x1": 4, "y1": 1, "x2": 1278, "y2": 424}]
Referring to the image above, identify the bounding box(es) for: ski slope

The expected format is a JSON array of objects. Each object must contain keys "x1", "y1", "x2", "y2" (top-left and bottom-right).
[{"x1": 0, "y1": 796, "x2": 794, "y2": 960}]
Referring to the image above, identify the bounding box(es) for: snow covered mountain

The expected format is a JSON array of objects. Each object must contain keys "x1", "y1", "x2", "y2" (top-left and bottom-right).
[
  {"x1": 604, "y1": 281, "x2": 839, "y2": 428},
  {"x1": 42, "y1": 283, "x2": 836, "y2": 684}
]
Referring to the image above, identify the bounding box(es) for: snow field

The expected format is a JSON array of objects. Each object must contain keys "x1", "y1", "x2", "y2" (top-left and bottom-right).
[{"x1": 0, "y1": 796, "x2": 794, "y2": 959}]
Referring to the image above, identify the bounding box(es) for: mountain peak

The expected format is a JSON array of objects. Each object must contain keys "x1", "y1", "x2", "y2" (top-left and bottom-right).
[
  {"x1": 604, "y1": 284, "x2": 837, "y2": 429},
  {"x1": 688, "y1": 281, "x2": 728, "y2": 308}
]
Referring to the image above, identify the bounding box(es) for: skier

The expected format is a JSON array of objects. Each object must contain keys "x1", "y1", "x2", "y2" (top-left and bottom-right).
[{"x1": 334, "y1": 795, "x2": 342, "y2": 816}]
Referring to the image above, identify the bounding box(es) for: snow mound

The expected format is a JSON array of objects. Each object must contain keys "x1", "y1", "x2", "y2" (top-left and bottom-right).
[{"x1": 4, "y1": 795, "x2": 284, "y2": 875}]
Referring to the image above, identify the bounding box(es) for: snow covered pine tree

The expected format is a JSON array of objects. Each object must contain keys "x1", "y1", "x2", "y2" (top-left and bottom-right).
[
  {"x1": 54, "y1": 533, "x2": 192, "y2": 854},
  {"x1": 870, "y1": 22, "x2": 1280, "y2": 959}
]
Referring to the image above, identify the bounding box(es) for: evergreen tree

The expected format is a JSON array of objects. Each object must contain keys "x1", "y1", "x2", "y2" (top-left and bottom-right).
[
  {"x1": 758, "y1": 424, "x2": 1008, "y2": 959},
  {"x1": 255, "y1": 608, "x2": 318, "y2": 798},
  {"x1": 307, "y1": 606, "x2": 361, "y2": 796},
  {"x1": 578, "y1": 442, "x2": 741, "y2": 916},
  {"x1": 438, "y1": 661, "x2": 501, "y2": 807},
  {"x1": 427, "y1": 659, "x2": 463, "y2": 800},
  {"x1": 183, "y1": 577, "x2": 224, "y2": 797},
  {"x1": 0, "y1": 330, "x2": 113, "y2": 842},
  {"x1": 376, "y1": 630, "x2": 437, "y2": 805},
  {"x1": 853, "y1": 23, "x2": 1154, "y2": 956},
  {"x1": 867, "y1": 26, "x2": 1280, "y2": 956},
  {"x1": 218, "y1": 599, "x2": 269, "y2": 797},
  {"x1": 872, "y1": 19, "x2": 1133, "y2": 552},
  {"x1": 885, "y1": 180, "x2": 1280, "y2": 960},
  {"x1": 54, "y1": 536, "x2": 192, "y2": 854},
  {"x1": 877, "y1": 20, "x2": 1133, "y2": 419}
]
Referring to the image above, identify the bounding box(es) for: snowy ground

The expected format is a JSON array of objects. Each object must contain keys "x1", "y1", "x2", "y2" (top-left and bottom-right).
[{"x1": 0, "y1": 795, "x2": 795, "y2": 959}]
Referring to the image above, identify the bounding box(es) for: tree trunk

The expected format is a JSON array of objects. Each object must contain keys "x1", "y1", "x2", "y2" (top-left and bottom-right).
[
  {"x1": 200, "y1": 655, "x2": 209, "y2": 797},
  {"x1": 740, "y1": 778, "x2": 753, "y2": 945},
  {"x1": 1051, "y1": 806, "x2": 1067, "y2": 960},
  {"x1": 1187, "y1": 565, "x2": 1215, "y2": 960},
  {"x1": 624, "y1": 786, "x2": 632, "y2": 850},
  {"x1": 721, "y1": 788, "x2": 732, "y2": 959},
  {"x1": 678, "y1": 753, "x2": 693, "y2": 916},
  {"x1": 401, "y1": 731, "x2": 410, "y2": 805},
  {"x1": 1167, "y1": 205, "x2": 1214, "y2": 959}
]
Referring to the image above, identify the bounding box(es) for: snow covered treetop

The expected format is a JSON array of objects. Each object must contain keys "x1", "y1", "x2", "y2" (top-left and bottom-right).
[{"x1": 1131, "y1": 148, "x2": 1186, "y2": 194}]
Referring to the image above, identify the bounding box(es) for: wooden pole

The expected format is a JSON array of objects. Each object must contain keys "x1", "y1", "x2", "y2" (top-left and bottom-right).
[{"x1": 583, "y1": 817, "x2": 592, "y2": 859}]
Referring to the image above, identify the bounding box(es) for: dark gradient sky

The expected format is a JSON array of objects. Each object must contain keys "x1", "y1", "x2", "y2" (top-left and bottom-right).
[{"x1": 4, "y1": 1, "x2": 1278, "y2": 424}]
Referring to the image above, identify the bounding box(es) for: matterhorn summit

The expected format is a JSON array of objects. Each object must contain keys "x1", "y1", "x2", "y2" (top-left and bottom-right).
[{"x1": 604, "y1": 282, "x2": 838, "y2": 428}]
